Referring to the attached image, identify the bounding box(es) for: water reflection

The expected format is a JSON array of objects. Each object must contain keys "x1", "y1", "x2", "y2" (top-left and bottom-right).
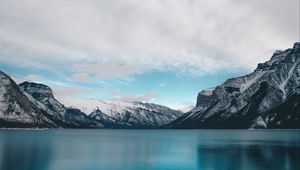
[
  {"x1": 0, "y1": 131, "x2": 52, "y2": 170},
  {"x1": 197, "y1": 144, "x2": 300, "y2": 170},
  {"x1": 0, "y1": 130, "x2": 299, "y2": 170}
]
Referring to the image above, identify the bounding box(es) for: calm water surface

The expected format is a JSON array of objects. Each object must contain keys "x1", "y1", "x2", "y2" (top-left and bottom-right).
[{"x1": 0, "y1": 130, "x2": 299, "y2": 170}]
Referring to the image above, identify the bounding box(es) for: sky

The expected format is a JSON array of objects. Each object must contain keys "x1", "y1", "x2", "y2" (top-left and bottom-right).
[{"x1": 0, "y1": 0, "x2": 299, "y2": 112}]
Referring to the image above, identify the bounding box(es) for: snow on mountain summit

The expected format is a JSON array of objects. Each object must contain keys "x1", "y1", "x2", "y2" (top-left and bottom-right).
[{"x1": 88, "y1": 100, "x2": 183, "y2": 128}]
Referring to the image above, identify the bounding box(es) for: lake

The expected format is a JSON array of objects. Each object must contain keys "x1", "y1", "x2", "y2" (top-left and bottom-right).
[{"x1": 0, "y1": 130, "x2": 299, "y2": 170}]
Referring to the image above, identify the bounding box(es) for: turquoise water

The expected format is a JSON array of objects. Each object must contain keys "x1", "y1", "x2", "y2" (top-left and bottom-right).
[{"x1": 0, "y1": 130, "x2": 299, "y2": 170}]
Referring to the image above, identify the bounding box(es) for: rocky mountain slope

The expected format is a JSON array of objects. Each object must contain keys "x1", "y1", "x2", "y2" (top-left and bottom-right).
[
  {"x1": 0, "y1": 71, "x2": 56, "y2": 128},
  {"x1": 88, "y1": 101, "x2": 183, "y2": 128},
  {"x1": 1, "y1": 42, "x2": 299, "y2": 129},
  {"x1": 0, "y1": 72, "x2": 103, "y2": 128},
  {"x1": 169, "y1": 42, "x2": 300, "y2": 129},
  {"x1": 0, "y1": 71, "x2": 182, "y2": 128},
  {"x1": 18, "y1": 82, "x2": 103, "y2": 128}
]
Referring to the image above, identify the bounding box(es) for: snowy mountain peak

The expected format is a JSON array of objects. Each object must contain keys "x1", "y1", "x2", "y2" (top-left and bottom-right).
[
  {"x1": 90, "y1": 107, "x2": 103, "y2": 116},
  {"x1": 88, "y1": 100, "x2": 183, "y2": 128}
]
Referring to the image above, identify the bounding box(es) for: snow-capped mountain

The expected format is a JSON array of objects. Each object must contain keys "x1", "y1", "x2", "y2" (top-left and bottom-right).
[
  {"x1": 1, "y1": 43, "x2": 299, "y2": 129},
  {"x1": 18, "y1": 82, "x2": 103, "y2": 128},
  {"x1": 169, "y1": 42, "x2": 300, "y2": 129},
  {"x1": 0, "y1": 71, "x2": 182, "y2": 128},
  {"x1": 0, "y1": 71, "x2": 55, "y2": 128},
  {"x1": 0, "y1": 73, "x2": 102, "y2": 128},
  {"x1": 88, "y1": 100, "x2": 183, "y2": 128}
]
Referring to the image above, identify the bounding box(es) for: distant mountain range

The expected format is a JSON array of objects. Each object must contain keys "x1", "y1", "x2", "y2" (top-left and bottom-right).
[
  {"x1": 0, "y1": 42, "x2": 299, "y2": 129},
  {"x1": 0, "y1": 73, "x2": 182, "y2": 128}
]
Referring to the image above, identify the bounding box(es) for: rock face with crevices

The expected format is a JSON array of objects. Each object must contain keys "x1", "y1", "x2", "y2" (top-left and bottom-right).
[
  {"x1": 0, "y1": 71, "x2": 55, "y2": 128},
  {"x1": 18, "y1": 82, "x2": 103, "y2": 128},
  {"x1": 169, "y1": 42, "x2": 300, "y2": 129},
  {"x1": 0, "y1": 74, "x2": 103, "y2": 128}
]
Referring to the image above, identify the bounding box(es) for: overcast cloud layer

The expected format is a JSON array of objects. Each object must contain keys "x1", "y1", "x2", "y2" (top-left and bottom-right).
[{"x1": 0, "y1": 0, "x2": 298, "y2": 81}]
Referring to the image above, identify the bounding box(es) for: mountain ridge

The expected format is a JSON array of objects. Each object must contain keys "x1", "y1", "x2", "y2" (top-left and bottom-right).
[
  {"x1": 0, "y1": 73, "x2": 182, "y2": 128},
  {"x1": 88, "y1": 100, "x2": 183, "y2": 128},
  {"x1": 167, "y1": 42, "x2": 300, "y2": 129},
  {"x1": 1, "y1": 42, "x2": 299, "y2": 129}
]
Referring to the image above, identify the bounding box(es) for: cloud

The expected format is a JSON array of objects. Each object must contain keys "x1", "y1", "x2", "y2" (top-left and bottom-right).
[
  {"x1": 52, "y1": 86, "x2": 96, "y2": 98},
  {"x1": 24, "y1": 74, "x2": 40, "y2": 81},
  {"x1": 0, "y1": 0, "x2": 298, "y2": 80},
  {"x1": 158, "y1": 82, "x2": 167, "y2": 87},
  {"x1": 109, "y1": 89, "x2": 159, "y2": 102},
  {"x1": 9, "y1": 74, "x2": 24, "y2": 84},
  {"x1": 116, "y1": 92, "x2": 159, "y2": 103},
  {"x1": 72, "y1": 62, "x2": 145, "y2": 82},
  {"x1": 72, "y1": 72, "x2": 93, "y2": 83}
]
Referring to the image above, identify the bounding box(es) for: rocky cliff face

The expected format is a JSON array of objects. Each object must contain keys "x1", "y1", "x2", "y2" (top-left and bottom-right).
[
  {"x1": 169, "y1": 42, "x2": 300, "y2": 129},
  {"x1": 19, "y1": 82, "x2": 65, "y2": 123},
  {"x1": 0, "y1": 71, "x2": 55, "y2": 128},
  {"x1": 0, "y1": 74, "x2": 102, "y2": 128},
  {"x1": 18, "y1": 82, "x2": 103, "y2": 128}
]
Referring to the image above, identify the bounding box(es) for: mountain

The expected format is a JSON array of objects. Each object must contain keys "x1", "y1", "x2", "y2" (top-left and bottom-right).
[
  {"x1": 18, "y1": 82, "x2": 103, "y2": 128},
  {"x1": 0, "y1": 71, "x2": 181, "y2": 128},
  {"x1": 169, "y1": 42, "x2": 300, "y2": 129},
  {"x1": 0, "y1": 72, "x2": 103, "y2": 128},
  {"x1": 0, "y1": 71, "x2": 56, "y2": 128},
  {"x1": 177, "y1": 105, "x2": 195, "y2": 113},
  {"x1": 88, "y1": 101, "x2": 183, "y2": 128},
  {"x1": 1, "y1": 43, "x2": 299, "y2": 129}
]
